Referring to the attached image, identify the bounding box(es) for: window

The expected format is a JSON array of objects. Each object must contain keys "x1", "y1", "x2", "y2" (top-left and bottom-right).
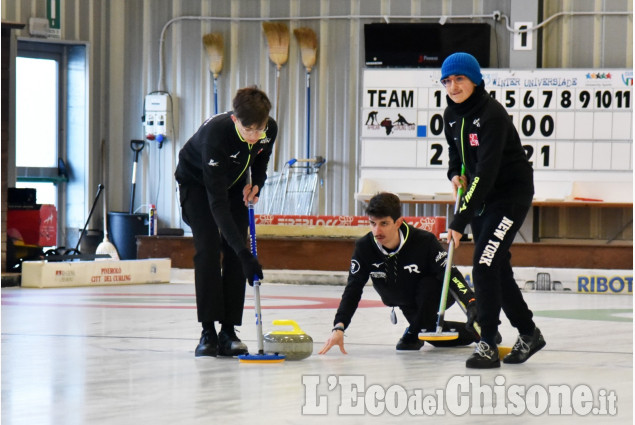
[
  {"x1": 15, "y1": 56, "x2": 59, "y2": 205},
  {"x1": 16, "y1": 39, "x2": 88, "y2": 248}
]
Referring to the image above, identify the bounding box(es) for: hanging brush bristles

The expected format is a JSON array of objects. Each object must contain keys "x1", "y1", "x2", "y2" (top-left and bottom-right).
[
  {"x1": 202, "y1": 32, "x2": 224, "y2": 114},
  {"x1": 293, "y1": 27, "x2": 318, "y2": 160},
  {"x1": 262, "y1": 22, "x2": 290, "y2": 70},
  {"x1": 293, "y1": 27, "x2": 317, "y2": 72},
  {"x1": 202, "y1": 32, "x2": 224, "y2": 78},
  {"x1": 263, "y1": 22, "x2": 290, "y2": 171}
]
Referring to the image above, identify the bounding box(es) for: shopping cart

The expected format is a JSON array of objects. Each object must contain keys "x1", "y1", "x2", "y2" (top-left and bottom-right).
[{"x1": 255, "y1": 157, "x2": 326, "y2": 215}]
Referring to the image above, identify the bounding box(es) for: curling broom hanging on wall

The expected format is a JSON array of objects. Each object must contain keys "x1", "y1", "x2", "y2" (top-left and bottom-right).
[
  {"x1": 293, "y1": 27, "x2": 318, "y2": 160},
  {"x1": 262, "y1": 22, "x2": 290, "y2": 171},
  {"x1": 202, "y1": 32, "x2": 224, "y2": 115}
]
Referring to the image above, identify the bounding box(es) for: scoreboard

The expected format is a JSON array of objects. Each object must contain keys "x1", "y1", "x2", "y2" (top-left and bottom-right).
[{"x1": 361, "y1": 69, "x2": 633, "y2": 177}]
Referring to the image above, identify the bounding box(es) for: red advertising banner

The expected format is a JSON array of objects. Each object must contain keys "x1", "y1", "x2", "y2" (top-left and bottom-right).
[{"x1": 255, "y1": 215, "x2": 446, "y2": 238}]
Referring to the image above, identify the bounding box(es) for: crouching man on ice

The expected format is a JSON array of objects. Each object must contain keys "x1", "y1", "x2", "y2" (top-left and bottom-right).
[{"x1": 319, "y1": 192, "x2": 490, "y2": 355}]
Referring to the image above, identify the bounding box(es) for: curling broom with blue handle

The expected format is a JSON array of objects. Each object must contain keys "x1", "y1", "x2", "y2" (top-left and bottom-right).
[
  {"x1": 293, "y1": 27, "x2": 317, "y2": 161},
  {"x1": 202, "y1": 33, "x2": 223, "y2": 115},
  {"x1": 238, "y1": 170, "x2": 285, "y2": 364}
]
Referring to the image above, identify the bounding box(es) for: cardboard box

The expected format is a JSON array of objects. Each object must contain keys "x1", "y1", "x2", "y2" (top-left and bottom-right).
[
  {"x1": 7, "y1": 204, "x2": 57, "y2": 246},
  {"x1": 21, "y1": 258, "x2": 171, "y2": 288}
]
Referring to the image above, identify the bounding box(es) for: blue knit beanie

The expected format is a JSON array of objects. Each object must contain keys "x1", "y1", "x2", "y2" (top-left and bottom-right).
[{"x1": 441, "y1": 53, "x2": 483, "y2": 85}]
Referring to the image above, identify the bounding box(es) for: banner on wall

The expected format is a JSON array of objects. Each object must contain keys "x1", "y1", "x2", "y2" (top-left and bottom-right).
[
  {"x1": 457, "y1": 266, "x2": 633, "y2": 295},
  {"x1": 255, "y1": 214, "x2": 447, "y2": 238}
]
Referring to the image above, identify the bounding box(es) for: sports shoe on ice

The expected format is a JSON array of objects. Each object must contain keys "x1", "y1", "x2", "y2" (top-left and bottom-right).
[
  {"x1": 466, "y1": 341, "x2": 500, "y2": 369},
  {"x1": 396, "y1": 328, "x2": 425, "y2": 351},
  {"x1": 503, "y1": 327, "x2": 546, "y2": 364},
  {"x1": 218, "y1": 327, "x2": 249, "y2": 356},
  {"x1": 195, "y1": 329, "x2": 218, "y2": 357}
]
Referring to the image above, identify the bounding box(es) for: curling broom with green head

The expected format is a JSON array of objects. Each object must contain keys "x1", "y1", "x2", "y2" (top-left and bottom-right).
[{"x1": 419, "y1": 165, "x2": 465, "y2": 342}]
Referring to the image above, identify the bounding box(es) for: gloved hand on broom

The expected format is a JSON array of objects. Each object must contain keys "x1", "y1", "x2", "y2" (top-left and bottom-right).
[{"x1": 239, "y1": 249, "x2": 263, "y2": 286}]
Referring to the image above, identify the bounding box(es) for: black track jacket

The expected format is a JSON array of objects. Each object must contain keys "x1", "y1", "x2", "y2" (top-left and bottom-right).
[
  {"x1": 333, "y1": 222, "x2": 474, "y2": 328},
  {"x1": 175, "y1": 112, "x2": 277, "y2": 254},
  {"x1": 444, "y1": 83, "x2": 534, "y2": 234}
]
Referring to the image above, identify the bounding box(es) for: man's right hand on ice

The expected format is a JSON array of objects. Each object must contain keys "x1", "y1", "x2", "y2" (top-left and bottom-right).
[{"x1": 318, "y1": 325, "x2": 347, "y2": 355}]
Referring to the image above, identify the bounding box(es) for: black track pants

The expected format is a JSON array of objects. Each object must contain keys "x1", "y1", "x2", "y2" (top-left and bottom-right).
[
  {"x1": 470, "y1": 201, "x2": 535, "y2": 344},
  {"x1": 393, "y1": 277, "x2": 477, "y2": 347},
  {"x1": 179, "y1": 183, "x2": 248, "y2": 325}
]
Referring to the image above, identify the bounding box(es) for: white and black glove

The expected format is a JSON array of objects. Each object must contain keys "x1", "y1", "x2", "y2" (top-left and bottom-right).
[{"x1": 238, "y1": 249, "x2": 263, "y2": 286}]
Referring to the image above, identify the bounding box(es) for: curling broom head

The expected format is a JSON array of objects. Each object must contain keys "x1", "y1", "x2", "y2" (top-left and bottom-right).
[
  {"x1": 498, "y1": 346, "x2": 512, "y2": 358},
  {"x1": 202, "y1": 33, "x2": 224, "y2": 78},
  {"x1": 418, "y1": 331, "x2": 459, "y2": 341},
  {"x1": 262, "y1": 22, "x2": 290, "y2": 69},
  {"x1": 238, "y1": 353, "x2": 285, "y2": 363},
  {"x1": 293, "y1": 27, "x2": 317, "y2": 72}
]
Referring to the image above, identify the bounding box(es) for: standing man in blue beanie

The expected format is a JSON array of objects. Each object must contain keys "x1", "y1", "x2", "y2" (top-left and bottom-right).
[{"x1": 441, "y1": 52, "x2": 545, "y2": 368}]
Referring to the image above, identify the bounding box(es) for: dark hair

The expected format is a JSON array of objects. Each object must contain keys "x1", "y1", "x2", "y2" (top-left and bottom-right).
[
  {"x1": 366, "y1": 192, "x2": 401, "y2": 221},
  {"x1": 232, "y1": 86, "x2": 271, "y2": 127}
]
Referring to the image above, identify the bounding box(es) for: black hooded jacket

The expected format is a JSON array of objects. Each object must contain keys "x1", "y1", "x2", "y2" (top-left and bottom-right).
[
  {"x1": 175, "y1": 112, "x2": 277, "y2": 254},
  {"x1": 333, "y1": 222, "x2": 474, "y2": 328},
  {"x1": 444, "y1": 83, "x2": 534, "y2": 234}
]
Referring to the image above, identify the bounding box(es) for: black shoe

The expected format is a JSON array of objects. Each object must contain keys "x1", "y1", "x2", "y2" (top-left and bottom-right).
[
  {"x1": 396, "y1": 328, "x2": 425, "y2": 351},
  {"x1": 466, "y1": 341, "x2": 500, "y2": 368},
  {"x1": 218, "y1": 327, "x2": 249, "y2": 356},
  {"x1": 195, "y1": 329, "x2": 218, "y2": 357},
  {"x1": 503, "y1": 327, "x2": 546, "y2": 364}
]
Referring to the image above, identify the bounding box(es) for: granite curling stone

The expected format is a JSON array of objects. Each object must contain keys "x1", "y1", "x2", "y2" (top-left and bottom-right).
[{"x1": 263, "y1": 319, "x2": 313, "y2": 360}]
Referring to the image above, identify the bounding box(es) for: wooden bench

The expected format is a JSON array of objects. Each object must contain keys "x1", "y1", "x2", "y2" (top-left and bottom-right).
[{"x1": 531, "y1": 180, "x2": 632, "y2": 242}]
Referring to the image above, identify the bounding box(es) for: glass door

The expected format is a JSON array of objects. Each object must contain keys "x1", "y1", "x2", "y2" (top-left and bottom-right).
[
  {"x1": 15, "y1": 54, "x2": 61, "y2": 206},
  {"x1": 15, "y1": 39, "x2": 88, "y2": 249}
]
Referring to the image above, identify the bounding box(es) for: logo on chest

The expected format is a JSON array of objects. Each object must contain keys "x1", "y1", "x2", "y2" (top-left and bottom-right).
[
  {"x1": 404, "y1": 264, "x2": 420, "y2": 274},
  {"x1": 469, "y1": 133, "x2": 479, "y2": 147}
]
